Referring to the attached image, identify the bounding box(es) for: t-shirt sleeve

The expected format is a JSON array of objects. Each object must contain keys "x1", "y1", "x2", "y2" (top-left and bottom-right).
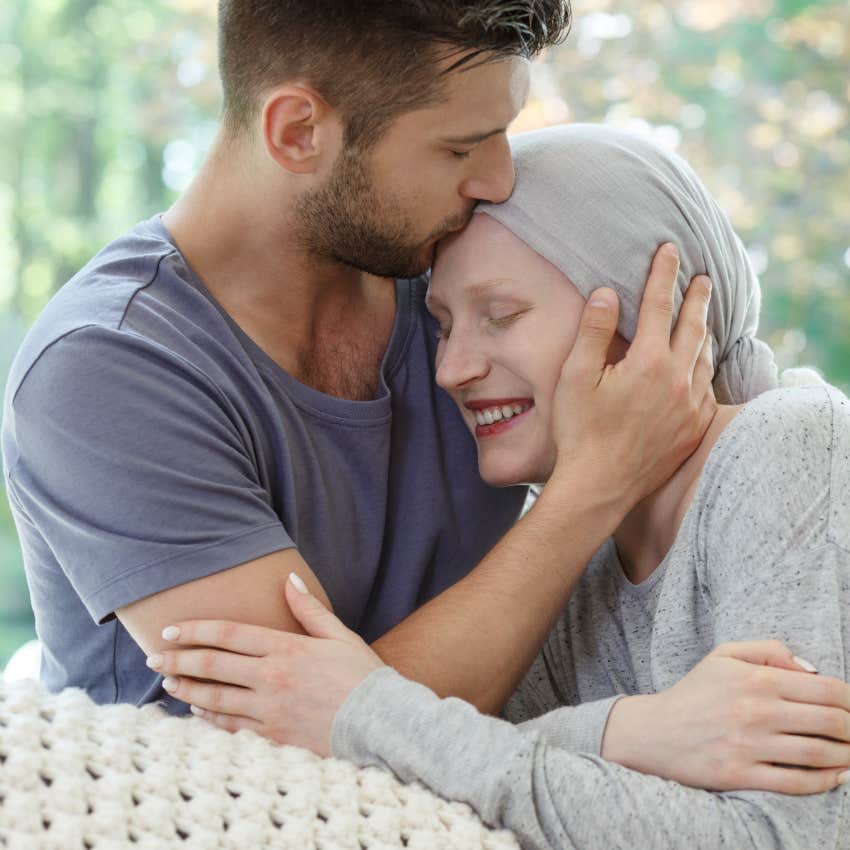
[{"x1": 6, "y1": 325, "x2": 294, "y2": 624}]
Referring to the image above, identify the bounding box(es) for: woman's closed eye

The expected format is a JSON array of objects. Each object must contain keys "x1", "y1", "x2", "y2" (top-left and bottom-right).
[{"x1": 488, "y1": 308, "x2": 530, "y2": 329}]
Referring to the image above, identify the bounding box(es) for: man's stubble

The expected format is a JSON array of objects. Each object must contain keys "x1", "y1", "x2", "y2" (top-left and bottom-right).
[{"x1": 294, "y1": 147, "x2": 471, "y2": 280}]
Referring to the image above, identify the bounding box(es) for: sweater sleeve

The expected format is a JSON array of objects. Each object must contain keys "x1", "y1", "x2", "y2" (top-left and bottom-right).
[
  {"x1": 502, "y1": 642, "x2": 623, "y2": 755},
  {"x1": 333, "y1": 667, "x2": 847, "y2": 850}
]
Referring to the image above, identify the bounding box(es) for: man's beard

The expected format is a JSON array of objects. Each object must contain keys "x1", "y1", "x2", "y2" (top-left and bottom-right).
[{"x1": 295, "y1": 148, "x2": 471, "y2": 279}]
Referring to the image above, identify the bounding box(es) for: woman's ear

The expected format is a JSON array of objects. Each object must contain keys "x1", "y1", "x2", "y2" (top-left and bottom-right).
[
  {"x1": 606, "y1": 332, "x2": 630, "y2": 366},
  {"x1": 261, "y1": 85, "x2": 342, "y2": 175}
]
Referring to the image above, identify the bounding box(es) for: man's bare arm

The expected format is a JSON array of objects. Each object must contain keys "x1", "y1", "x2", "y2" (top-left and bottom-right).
[
  {"x1": 123, "y1": 246, "x2": 712, "y2": 714},
  {"x1": 374, "y1": 247, "x2": 714, "y2": 712}
]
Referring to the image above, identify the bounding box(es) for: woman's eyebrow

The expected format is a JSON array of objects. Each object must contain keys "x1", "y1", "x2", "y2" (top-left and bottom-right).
[
  {"x1": 466, "y1": 278, "x2": 521, "y2": 296},
  {"x1": 426, "y1": 278, "x2": 522, "y2": 311}
]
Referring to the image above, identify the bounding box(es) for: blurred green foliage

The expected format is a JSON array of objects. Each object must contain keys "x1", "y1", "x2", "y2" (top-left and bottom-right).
[{"x1": 0, "y1": 0, "x2": 847, "y2": 666}]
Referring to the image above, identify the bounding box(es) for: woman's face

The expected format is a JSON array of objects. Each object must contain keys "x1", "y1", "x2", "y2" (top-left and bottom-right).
[{"x1": 428, "y1": 214, "x2": 587, "y2": 486}]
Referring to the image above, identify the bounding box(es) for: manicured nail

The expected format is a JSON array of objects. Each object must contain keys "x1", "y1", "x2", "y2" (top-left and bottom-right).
[
  {"x1": 289, "y1": 572, "x2": 309, "y2": 594},
  {"x1": 162, "y1": 676, "x2": 179, "y2": 693},
  {"x1": 793, "y1": 655, "x2": 818, "y2": 673},
  {"x1": 146, "y1": 654, "x2": 163, "y2": 670},
  {"x1": 162, "y1": 626, "x2": 180, "y2": 641},
  {"x1": 190, "y1": 705, "x2": 205, "y2": 718},
  {"x1": 838, "y1": 770, "x2": 850, "y2": 786},
  {"x1": 661, "y1": 242, "x2": 678, "y2": 258}
]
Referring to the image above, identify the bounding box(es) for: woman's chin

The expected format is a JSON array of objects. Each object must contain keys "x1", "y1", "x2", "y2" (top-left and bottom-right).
[
  {"x1": 478, "y1": 452, "x2": 554, "y2": 489},
  {"x1": 479, "y1": 462, "x2": 535, "y2": 489}
]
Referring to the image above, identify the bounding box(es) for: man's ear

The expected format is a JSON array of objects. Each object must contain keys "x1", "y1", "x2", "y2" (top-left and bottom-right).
[{"x1": 261, "y1": 85, "x2": 342, "y2": 175}]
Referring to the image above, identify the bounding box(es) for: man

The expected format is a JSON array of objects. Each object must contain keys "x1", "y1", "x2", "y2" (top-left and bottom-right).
[{"x1": 1, "y1": 1, "x2": 711, "y2": 714}]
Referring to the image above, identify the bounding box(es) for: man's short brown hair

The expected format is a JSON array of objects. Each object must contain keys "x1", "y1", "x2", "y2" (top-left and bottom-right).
[{"x1": 218, "y1": 1, "x2": 572, "y2": 148}]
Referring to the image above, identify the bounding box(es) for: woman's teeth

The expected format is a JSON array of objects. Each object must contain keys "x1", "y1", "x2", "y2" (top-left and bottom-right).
[{"x1": 474, "y1": 403, "x2": 531, "y2": 426}]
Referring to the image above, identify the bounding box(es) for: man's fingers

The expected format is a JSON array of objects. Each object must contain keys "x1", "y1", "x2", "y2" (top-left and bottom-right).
[
  {"x1": 692, "y1": 333, "x2": 714, "y2": 400},
  {"x1": 742, "y1": 764, "x2": 847, "y2": 796},
  {"x1": 160, "y1": 620, "x2": 272, "y2": 657},
  {"x1": 630, "y1": 243, "x2": 679, "y2": 355},
  {"x1": 285, "y1": 573, "x2": 355, "y2": 642},
  {"x1": 563, "y1": 288, "x2": 619, "y2": 381},
  {"x1": 147, "y1": 647, "x2": 260, "y2": 689},
  {"x1": 671, "y1": 274, "x2": 712, "y2": 366}
]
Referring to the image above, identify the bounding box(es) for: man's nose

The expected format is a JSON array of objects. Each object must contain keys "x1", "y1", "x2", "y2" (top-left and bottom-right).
[
  {"x1": 435, "y1": 334, "x2": 490, "y2": 392},
  {"x1": 459, "y1": 135, "x2": 515, "y2": 204}
]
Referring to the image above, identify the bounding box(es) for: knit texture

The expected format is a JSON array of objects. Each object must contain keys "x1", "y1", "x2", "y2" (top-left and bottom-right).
[{"x1": 0, "y1": 678, "x2": 519, "y2": 850}]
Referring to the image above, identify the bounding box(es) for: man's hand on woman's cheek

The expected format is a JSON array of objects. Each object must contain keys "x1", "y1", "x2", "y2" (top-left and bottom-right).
[
  {"x1": 549, "y1": 242, "x2": 715, "y2": 510},
  {"x1": 145, "y1": 573, "x2": 386, "y2": 757}
]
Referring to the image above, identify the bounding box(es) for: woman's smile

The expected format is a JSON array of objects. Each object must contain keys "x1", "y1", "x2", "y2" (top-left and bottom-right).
[{"x1": 464, "y1": 398, "x2": 535, "y2": 438}]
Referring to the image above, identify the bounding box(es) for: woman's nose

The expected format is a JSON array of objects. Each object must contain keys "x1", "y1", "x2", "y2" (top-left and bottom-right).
[{"x1": 435, "y1": 335, "x2": 490, "y2": 391}]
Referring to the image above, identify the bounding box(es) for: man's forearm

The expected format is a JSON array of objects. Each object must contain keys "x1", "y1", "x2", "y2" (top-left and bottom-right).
[{"x1": 371, "y1": 469, "x2": 625, "y2": 714}]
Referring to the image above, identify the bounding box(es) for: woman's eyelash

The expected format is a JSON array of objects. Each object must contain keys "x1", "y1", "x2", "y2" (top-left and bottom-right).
[
  {"x1": 489, "y1": 310, "x2": 526, "y2": 328},
  {"x1": 451, "y1": 150, "x2": 472, "y2": 160}
]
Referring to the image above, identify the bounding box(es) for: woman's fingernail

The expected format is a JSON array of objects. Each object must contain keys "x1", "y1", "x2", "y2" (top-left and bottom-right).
[
  {"x1": 793, "y1": 656, "x2": 818, "y2": 673},
  {"x1": 838, "y1": 770, "x2": 850, "y2": 786},
  {"x1": 289, "y1": 572, "x2": 309, "y2": 594},
  {"x1": 190, "y1": 705, "x2": 205, "y2": 718},
  {"x1": 162, "y1": 676, "x2": 179, "y2": 693},
  {"x1": 146, "y1": 654, "x2": 163, "y2": 670},
  {"x1": 162, "y1": 626, "x2": 180, "y2": 641},
  {"x1": 662, "y1": 242, "x2": 678, "y2": 257}
]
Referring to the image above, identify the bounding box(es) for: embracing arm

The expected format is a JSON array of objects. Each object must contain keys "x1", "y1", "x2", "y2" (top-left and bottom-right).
[
  {"x1": 332, "y1": 666, "x2": 847, "y2": 850},
  {"x1": 143, "y1": 245, "x2": 713, "y2": 711},
  {"x1": 371, "y1": 247, "x2": 714, "y2": 712}
]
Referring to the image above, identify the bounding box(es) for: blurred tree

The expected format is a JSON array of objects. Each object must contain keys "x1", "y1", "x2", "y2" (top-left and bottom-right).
[{"x1": 0, "y1": 0, "x2": 847, "y2": 666}]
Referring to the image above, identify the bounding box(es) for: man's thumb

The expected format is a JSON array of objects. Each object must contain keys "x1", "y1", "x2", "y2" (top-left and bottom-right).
[
  {"x1": 568, "y1": 288, "x2": 620, "y2": 379},
  {"x1": 286, "y1": 572, "x2": 352, "y2": 642}
]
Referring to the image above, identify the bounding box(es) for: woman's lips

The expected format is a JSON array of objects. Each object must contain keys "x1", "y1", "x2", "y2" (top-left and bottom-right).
[{"x1": 464, "y1": 399, "x2": 534, "y2": 439}]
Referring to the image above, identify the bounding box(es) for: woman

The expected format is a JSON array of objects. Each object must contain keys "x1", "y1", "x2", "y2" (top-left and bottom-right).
[{"x1": 150, "y1": 125, "x2": 849, "y2": 847}]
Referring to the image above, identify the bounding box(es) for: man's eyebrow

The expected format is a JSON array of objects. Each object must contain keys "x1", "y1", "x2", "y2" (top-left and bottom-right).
[{"x1": 439, "y1": 127, "x2": 507, "y2": 145}]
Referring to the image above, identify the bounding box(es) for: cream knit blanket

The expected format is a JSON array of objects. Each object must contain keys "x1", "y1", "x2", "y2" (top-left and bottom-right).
[{"x1": 0, "y1": 679, "x2": 519, "y2": 850}]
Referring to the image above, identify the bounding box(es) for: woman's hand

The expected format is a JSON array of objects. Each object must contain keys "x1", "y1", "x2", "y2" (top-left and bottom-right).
[
  {"x1": 602, "y1": 640, "x2": 850, "y2": 794},
  {"x1": 146, "y1": 573, "x2": 385, "y2": 757}
]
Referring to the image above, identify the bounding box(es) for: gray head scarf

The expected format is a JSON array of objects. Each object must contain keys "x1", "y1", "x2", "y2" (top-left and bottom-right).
[{"x1": 475, "y1": 123, "x2": 784, "y2": 404}]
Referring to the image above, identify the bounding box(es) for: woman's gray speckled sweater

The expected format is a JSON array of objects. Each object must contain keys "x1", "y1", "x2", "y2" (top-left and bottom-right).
[{"x1": 332, "y1": 386, "x2": 850, "y2": 850}]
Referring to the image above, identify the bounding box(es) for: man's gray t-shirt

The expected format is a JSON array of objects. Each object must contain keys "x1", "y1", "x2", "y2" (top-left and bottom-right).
[{"x1": 1, "y1": 215, "x2": 526, "y2": 712}]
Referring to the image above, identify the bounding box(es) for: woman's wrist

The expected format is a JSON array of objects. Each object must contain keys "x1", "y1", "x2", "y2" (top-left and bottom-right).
[{"x1": 599, "y1": 693, "x2": 658, "y2": 770}]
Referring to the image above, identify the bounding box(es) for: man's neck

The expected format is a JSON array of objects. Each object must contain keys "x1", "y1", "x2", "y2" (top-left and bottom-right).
[
  {"x1": 612, "y1": 403, "x2": 744, "y2": 584},
  {"x1": 161, "y1": 134, "x2": 397, "y2": 397}
]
